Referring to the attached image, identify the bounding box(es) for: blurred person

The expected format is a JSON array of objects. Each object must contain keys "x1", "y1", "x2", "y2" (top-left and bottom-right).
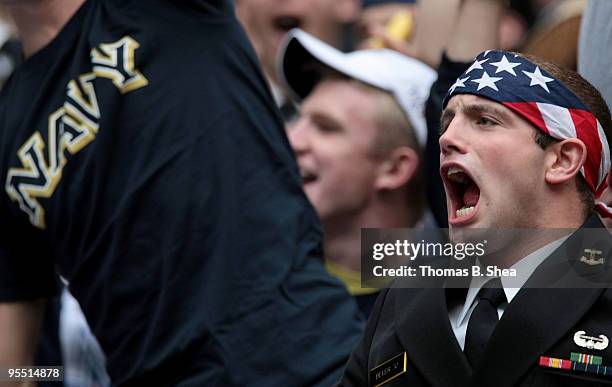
[
  {"x1": 578, "y1": 0, "x2": 612, "y2": 106},
  {"x1": 0, "y1": 8, "x2": 18, "y2": 87},
  {"x1": 359, "y1": 0, "x2": 526, "y2": 66},
  {"x1": 357, "y1": 0, "x2": 416, "y2": 49},
  {"x1": 0, "y1": 0, "x2": 364, "y2": 386},
  {"x1": 59, "y1": 288, "x2": 110, "y2": 387},
  {"x1": 235, "y1": 0, "x2": 360, "y2": 121},
  {"x1": 522, "y1": 0, "x2": 586, "y2": 70},
  {"x1": 278, "y1": 29, "x2": 436, "y2": 316},
  {"x1": 578, "y1": 0, "x2": 612, "y2": 231},
  {"x1": 0, "y1": 13, "x2": 69, "y2": 387},
  {"x1": 497, "y1": 5, "x2": 527, "y2": 51},
  {"x1": 360, "y1": 0, "x2": 461, "y2": 69},
  {"x1": 0, "y1": 13, "x2": 107, "y2": 387}
]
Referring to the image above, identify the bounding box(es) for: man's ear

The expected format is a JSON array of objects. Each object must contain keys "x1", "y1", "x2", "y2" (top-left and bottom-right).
[
  {"x1": 374, "y1": 146, "x2": 420, "y2": 191},
  {"x1": 544, "y1": 138, "x2": 587, "y2": 185}
]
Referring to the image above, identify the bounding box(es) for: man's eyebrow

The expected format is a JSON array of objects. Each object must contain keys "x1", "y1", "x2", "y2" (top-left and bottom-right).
[
  {"x1": 310, "y1": 111, "x2": 342, "y2": 131},
  {"x1": 439, "y1": 108, "x2": 455, "y2": 135},
  {"x1": 439, "y1": 102, "x2": 514, "y2": 135},
  {"x1": 463, "y1": 103, "x2": 513, "y2": 122}
]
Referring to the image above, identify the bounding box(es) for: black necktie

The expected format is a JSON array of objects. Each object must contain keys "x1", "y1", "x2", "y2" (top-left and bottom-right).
[{"x1": 464, "y1": 278, "x2": 506, "y2": 368}]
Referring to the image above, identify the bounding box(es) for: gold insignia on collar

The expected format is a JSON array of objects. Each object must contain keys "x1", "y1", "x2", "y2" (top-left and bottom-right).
[{"x1": 369, "y1": 352, "x2": 407, "y2": 387}]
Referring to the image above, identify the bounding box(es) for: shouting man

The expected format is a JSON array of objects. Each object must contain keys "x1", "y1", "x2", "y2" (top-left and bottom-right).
[{"x1": 341, "y1": 50, "x2": 612, "y2": 386}]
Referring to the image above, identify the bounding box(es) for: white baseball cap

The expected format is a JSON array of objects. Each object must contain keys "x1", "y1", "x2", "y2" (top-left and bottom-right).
[{"x1": 277, "y1": 28, "x2": 437, "y2": 148}]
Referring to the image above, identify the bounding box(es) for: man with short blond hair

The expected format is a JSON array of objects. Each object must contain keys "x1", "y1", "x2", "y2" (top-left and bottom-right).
[{"x1": 278, "y1": 29, "x2": 437, "y2": 315}]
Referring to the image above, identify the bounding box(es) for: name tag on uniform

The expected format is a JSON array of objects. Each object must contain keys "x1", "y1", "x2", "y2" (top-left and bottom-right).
[{"x1": 370, "y1": 352, "x2": 407, "y2": 386}]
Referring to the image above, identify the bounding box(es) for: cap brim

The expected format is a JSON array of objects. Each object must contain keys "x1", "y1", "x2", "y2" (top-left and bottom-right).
[{"x1": 277, "y1": 29, "x2": 372, "y2": 102}]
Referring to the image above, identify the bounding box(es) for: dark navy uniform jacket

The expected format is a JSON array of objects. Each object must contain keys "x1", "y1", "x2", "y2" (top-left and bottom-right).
[{"x1": 341, "y1": 214, "x2": 612, "y2": 387}]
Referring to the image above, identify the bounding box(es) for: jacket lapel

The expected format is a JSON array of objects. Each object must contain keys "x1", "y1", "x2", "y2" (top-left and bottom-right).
[
  {"x1": 394, "y1": 286, "x2": 472, "y2": 387},
  {"x1": 472, "y1": 215, "x2": 612, "y2": 386}
]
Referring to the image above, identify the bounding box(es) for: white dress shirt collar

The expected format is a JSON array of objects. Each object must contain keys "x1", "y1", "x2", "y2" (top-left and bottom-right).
[{"x1": 455, "y1": 235, "x2": 570, "y2": 327}]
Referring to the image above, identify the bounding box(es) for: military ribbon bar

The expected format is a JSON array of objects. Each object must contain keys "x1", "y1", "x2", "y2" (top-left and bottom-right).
[
  {"x1": 570, "y1": 352, "x2": 603, "y2": 365},
  {"x1": 539, "y1": 356, "x2": 572, "y2": 370}
]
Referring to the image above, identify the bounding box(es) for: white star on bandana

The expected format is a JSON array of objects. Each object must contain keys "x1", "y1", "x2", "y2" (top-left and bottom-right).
[
  {"x1": 490, "y1": 55, "x2": 521, "y2": 76},
  {"x1": 465, "y1": 58, "x2": 489, "y2": 74},
  {"x1": 449, "y1": 76, "x2": 469, "y2": 94},
  {"x1": 471, "y1": 71, "x2": 503, "y2": 91},
  {"x1": 523, "y1": 66, "x2": 555, "y2": 93}
]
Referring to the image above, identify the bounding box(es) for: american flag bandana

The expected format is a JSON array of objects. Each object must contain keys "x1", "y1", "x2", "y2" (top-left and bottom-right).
[{"x1": 443, "y1": 50, "x2": 612, "y2": 218}]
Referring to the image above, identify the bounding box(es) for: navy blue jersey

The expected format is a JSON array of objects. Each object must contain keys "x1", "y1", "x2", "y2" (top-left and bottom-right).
[{"x1": 0, "y1": 1, "x2": 363, "y2": 385}]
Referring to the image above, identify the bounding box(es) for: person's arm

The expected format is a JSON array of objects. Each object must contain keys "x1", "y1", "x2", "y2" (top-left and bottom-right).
[
  {"x1": 0, "y1": 299, "x2": 45, "y2": 387},
  {"x1": 446, "y1": 0, "x2": 505, "y2": 61},
  {"x1": 410, "y1": 0, "x2": 462, "y2": 69}
]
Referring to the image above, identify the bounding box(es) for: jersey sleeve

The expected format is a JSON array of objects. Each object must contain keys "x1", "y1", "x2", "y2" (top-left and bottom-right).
[{"x1": 184, "y1": 109, "x2": 365, "y2": 386}]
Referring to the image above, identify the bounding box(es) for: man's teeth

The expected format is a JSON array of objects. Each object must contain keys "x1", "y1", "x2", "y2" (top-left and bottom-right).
[
  {"x1": 447, "y1": 167, "x2": 469, "y2": 183},
  {"x1": 456, "y1": 206, "x2": 475, "y2": 218}
]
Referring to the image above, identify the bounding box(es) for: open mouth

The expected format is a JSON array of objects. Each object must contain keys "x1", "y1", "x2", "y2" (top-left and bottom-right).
[
  {"x1": 273, "y1": 15, "x2": 302, "y2": 33},
  {"x1": 441, "y1": 164, "x2": 481, "y2": 225},
  {"x1": 300, "y1": 169, "x2": 318, "y2": 185}
]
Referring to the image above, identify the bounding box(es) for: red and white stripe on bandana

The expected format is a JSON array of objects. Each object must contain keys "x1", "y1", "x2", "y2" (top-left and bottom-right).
[{"x1": 443, "y1": 50, "x2": 612, "y2": 218}]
